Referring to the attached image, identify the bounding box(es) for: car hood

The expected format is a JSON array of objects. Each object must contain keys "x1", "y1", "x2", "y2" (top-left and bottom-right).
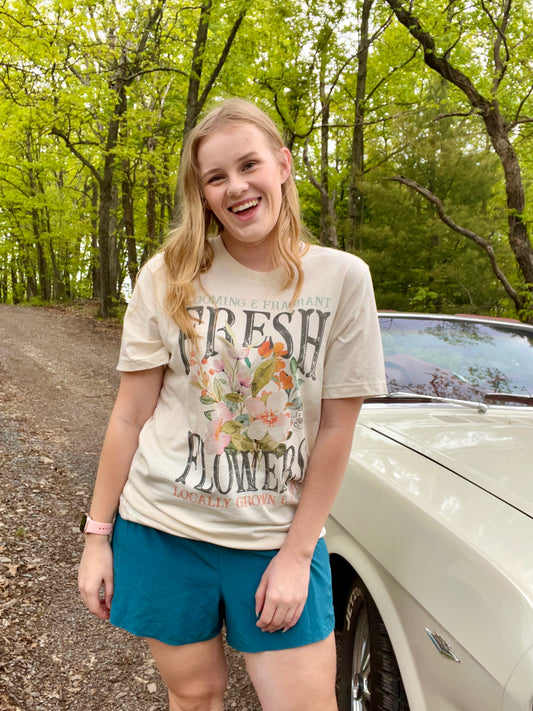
[{"x1": 360, "y1": 405, "x2": 533, "y2": 518}]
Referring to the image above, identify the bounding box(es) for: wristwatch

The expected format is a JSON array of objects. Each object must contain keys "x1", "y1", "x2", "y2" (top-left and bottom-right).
[{"x1": 80, "y1": 514, "x2": 114, "y2": 536}]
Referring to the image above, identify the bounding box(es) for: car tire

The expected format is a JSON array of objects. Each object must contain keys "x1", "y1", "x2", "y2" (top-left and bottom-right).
[{"x1": 339, "y1": 575, "x2": 410, "y2": 711}]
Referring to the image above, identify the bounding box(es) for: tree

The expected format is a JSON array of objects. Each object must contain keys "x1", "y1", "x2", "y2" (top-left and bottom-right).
[
  {"x1": 302, "y1": 24, "x2": 340, "y2": 247},
  {"x1": 346, "y1": 0, "x2": 374, "y2": 250},
  {"x1": 383, "y1": 0, "x2": 533, "y2": 322},
  {"x1": 173, "y1": 0, "x2": 251, "y2": 211},
  {"x1": 52, "y1": 1, "x2": 168, "y2": 317}
]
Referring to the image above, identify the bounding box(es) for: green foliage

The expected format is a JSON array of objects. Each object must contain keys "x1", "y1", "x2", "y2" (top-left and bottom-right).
[{"x1": 0, "y1": 0, "x2": 531, "y2": 320}]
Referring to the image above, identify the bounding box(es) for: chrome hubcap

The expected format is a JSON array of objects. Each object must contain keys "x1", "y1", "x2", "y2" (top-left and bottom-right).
[{"x1": 351, "y1": 604, "x2": 371, "y2": 710}]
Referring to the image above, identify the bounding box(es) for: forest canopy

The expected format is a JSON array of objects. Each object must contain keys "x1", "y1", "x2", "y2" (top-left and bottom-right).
[{"x1": 1, "y1": 0, "x2": 532, "y2": 323}]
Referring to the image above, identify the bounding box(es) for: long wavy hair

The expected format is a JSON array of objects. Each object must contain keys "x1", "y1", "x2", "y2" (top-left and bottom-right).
[{"x1": 162, "y1": 98, "x2": 310, "y2": 340}]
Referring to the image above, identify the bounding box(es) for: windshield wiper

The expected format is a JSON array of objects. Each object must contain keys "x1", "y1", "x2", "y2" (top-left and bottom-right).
[
  {"x1": 366, "y1": 391, "x2": 488, "y2": 413},
  {"x1": 484, "y1": 392, "x2": 533, "y2": 406}
]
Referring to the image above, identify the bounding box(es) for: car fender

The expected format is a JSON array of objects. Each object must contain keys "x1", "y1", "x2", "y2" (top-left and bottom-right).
[
  {"x1": 328, "y1": 421, "x2": 533, "y2": 700},
  {"x1": 326, "y1": 515, "x2": 427, "y2": 711},
  {"x1": 503, "y1": 644, "x2": 533, "y2": 711}
]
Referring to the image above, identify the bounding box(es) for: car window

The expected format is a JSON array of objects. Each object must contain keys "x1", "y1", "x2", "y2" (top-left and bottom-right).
[{"x1": 380, "y1": 317, "x2": 533, "y2": 405}]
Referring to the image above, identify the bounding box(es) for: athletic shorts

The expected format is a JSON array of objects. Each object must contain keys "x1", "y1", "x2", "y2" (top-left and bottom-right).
[{"x1": 110, "y1": 514, "x2": 335, "y2": 653}]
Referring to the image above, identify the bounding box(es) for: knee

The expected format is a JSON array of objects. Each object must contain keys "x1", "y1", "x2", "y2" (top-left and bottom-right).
[{"x1": 167, "y1": 668, "x2": 228, "y2": 711}]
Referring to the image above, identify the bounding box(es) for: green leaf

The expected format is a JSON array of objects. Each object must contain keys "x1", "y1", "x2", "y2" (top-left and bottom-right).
[
  {"x1": 225, "y1": 392, "x2": 244, "y2": 403},
  {"x1": 230, "y1": 432, "x2": 256, "y2": 452},
  {"x1": 251, "y1": 358, "x2": 277, "y2": 397},
  {"x1": 221, "y1": 420, "x2": 243, "y2": 434},
  {"x1": 213, "y1": 378, "x2": 225, "y2": 401}
]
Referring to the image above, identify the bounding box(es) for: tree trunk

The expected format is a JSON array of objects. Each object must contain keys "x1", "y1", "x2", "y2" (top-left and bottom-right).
[
  {"x1": 25, "y1": 131, "x2": 51, "y2": 302},
  {"x1": 319, "y1": 95, "x2": 337, "y2": 247},
  {"x1": 145, "y1": 133, "x2": 159, "y2": 262},
  {"x1": 121, "y1": 157, "x2": 138, "y2": 289},
  {"x1": 97, "y1": 101, "x2": 123, "y2": 317},
  {"x1": 173, "y1": 0, "x2": 250, "y2": 213},
  {"x1": 90, "y1": 179, "x2": 99, "y2": 299},
  {"x1": 316, "y1": 34, "x2": 337, "y2": 248},
  {"x1": 10, "y1": 262, "x2": 20, "y2": 304},
  {"x1": 182, "y1": 0, "x2": 212, "y2": 145},
  {"x1": 347, "y1": 0, "x2": 373, "y2": 251}
]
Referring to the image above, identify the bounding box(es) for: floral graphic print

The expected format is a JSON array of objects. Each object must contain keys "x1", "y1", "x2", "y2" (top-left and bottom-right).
[{"x1": 189, "y1": 329, "x2": 305, "y2": 456}]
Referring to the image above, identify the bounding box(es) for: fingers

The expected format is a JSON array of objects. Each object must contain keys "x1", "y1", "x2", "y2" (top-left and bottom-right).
[
  {"x1": 254, "y1": 550, "x2": 311, "y2": 633},
  {"x1": 78, "y1": 542, "x2": 114, "y2": 620},
  {"x1": 254, "y1": 576, "x2": 267, "y2": 618},
  {"x1": 255, "y1": 587, "x2": 307, "y2": 633},
  {"x1": 79, "y1": 576, "x2": 113, "y2": 620},
  {"x1": 257, "y1": 603, "x2": 305, "y2": 633}
]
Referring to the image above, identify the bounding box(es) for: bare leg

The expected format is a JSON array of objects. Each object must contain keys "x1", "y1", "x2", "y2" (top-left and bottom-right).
[
  {"x1": 147, "y1": 634, "x2": 228, "y2": 711},
  {"x1": 243, "y1": 632, "x2": 337, "y2": 711}
]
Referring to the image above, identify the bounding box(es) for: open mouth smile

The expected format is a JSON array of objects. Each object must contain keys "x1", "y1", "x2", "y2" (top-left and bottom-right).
[{"x1": 228, "y1": 198, "x2": 261, "y2": 214}]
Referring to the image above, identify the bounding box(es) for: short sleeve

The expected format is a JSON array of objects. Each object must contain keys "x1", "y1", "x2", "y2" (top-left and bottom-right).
[
  {"x1": 322, "y1": 259, "x2": 387, "y2": 399},
  {"x1": 117, "y1": 256, "x2": 170, "y2": 372}
]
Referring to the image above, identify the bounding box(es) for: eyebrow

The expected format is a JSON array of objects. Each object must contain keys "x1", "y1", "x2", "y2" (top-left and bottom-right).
[{"x1": 201, "y1": 151, "x2": 259, "y2": 180}]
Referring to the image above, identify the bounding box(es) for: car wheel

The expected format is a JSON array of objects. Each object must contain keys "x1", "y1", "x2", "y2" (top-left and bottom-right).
[{"x1": 339, "y1": 576, "x2": 410, "y2": 711}]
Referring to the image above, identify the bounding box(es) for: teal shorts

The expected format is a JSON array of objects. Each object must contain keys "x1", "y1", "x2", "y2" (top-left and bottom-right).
[{"x1": 110, "y1": 515, "x2": 335, "y2": 653}]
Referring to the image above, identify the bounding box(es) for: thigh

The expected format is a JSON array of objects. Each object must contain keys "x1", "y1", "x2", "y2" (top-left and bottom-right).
[
  {"x1": 111, "y1": 516, "x2": 223, "y2": 646},
  {"x1": 147, "y1": 635, "x2": 228, "y2": 711},
  {"x1": 243, "y1": 632, "x2": 338, "y2": 711},
  {"x1": 222, "y1": 538, "x2": 335, "y2": 653}
]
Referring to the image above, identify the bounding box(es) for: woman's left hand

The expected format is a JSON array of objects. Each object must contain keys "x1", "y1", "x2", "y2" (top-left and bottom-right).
[{"x1": 255, "y1": 548, "x2": 311, "y2": 633}]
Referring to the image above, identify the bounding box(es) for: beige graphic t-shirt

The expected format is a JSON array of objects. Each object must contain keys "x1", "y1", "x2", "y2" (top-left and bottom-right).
[{"x1": 117, "y1": 236, "x2": 387, "y2": 549}]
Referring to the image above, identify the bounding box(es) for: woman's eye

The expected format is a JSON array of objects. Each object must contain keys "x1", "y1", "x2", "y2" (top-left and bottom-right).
[
  {"x1": 243, "y1": 161, "x2": 257, "y2": 171},
  {"x1": 207, "y1": 174, "x2": 224, "y2": 184}
]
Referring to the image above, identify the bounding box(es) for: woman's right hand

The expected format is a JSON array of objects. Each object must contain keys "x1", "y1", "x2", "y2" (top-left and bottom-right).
[{"x1": 78, "y1": 536, "x2": 114, "y2": 620}]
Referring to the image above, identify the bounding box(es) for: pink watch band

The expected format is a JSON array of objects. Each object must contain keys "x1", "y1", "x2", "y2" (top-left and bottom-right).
[{"x1": 80, "y1": 514, "x2": 114, "y2": 535}]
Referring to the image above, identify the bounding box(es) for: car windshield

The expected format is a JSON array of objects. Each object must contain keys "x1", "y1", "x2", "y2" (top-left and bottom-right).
[{"x1": 379, "y1": 316, "x2": 533, "y2": 407}]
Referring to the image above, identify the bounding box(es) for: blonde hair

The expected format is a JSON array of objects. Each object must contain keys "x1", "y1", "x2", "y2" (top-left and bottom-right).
[{"x1": 162, "y1": 98, "x2": 310, "y2": 340}]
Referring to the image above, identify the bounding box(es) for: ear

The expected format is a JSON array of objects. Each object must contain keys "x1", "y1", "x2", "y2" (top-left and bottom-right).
[{"x1": 279, "y1": 146, "x2": 292, "y2": 184}]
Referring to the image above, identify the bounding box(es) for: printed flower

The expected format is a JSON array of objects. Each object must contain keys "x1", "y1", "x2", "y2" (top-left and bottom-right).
[
  {"x1": 225, "y1": 341, "x2": 250, "y2": 360},
  {"x1": 205, "y1": 402, "x2": 233, "y2": 455},
  {"x1": 245, "y1": 390, "x2": 291, "y2": 444},
  {"x1": 258, "y1": 340, "x2": 272, "y2": 357},
  {"x1": 212, "y1": 357, "x2": 225, "y2": 372},
  {"x1": 277, "y1": 370, "x2": 294, "y2": 391},
  {"x1": 237, "y1": 364, "x2": 252, "y2": 390}
]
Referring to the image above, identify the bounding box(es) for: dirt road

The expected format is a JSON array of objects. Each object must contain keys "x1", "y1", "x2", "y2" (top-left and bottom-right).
[{"x1": 0, "y1": 304, "x2": 259, "y2": 710}]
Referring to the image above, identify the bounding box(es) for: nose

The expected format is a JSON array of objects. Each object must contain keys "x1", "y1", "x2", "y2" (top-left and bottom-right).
[{"x1": 227, "y1": 173, "x2": 248, "y2": 197}]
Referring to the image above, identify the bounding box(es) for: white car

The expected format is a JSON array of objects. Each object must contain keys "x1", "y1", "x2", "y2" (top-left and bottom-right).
[{"x1": 327, "y1": 313, "x2": 533, "y2": 711}]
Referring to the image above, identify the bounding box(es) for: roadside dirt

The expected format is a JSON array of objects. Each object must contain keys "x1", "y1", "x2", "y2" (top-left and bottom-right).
[{"x1": 0, "y1": 303, "x2": 260, "y2": 710}]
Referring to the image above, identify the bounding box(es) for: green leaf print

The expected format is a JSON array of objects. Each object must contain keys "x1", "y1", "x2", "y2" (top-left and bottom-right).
[
  {"x1": 251, "y1": 358, "x2": 277, "y2": 397},
  {"x1": 221, "y1": 420, "x2": 243, "y2": 434},
  {"x1": 290, "y1": 357, "x2": 298, "y2": 375},
  {"x1": 225, "y1": 392, "x2": 244, "y2": 403},
  {"x1": 213, "y1": 378, "x2": 225, "y2": 402},
  {"x1": 230, "y1": 432, "x2": 256, "y2": 452},
  {"x1": 200, "y1": 395, "x2": 216, "y2": 405},
  {"x1": 257, "y1": 434, "x2": 280, "y2": 453}
]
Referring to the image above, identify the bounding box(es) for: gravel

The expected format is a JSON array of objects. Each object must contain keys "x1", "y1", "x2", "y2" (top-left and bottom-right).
[{"x1": 0, "y1": 304, "x2": 260, "y2": 711}]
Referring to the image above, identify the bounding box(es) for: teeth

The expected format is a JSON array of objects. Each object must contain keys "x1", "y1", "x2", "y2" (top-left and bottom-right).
[{"x1": 230, "y1": 199, "x2": 259, "y2": 213}]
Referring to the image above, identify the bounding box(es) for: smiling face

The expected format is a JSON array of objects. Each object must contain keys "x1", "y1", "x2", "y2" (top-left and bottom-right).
[{"x1": 197, "y1": 122, "x2": 291, "y2": 270}]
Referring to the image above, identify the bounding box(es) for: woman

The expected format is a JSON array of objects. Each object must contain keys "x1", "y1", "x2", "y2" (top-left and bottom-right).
[{"x1": 79, "y1": 98, "x2": 386, "y2": 711}]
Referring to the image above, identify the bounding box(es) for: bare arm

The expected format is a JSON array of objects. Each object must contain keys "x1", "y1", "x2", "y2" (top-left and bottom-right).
[
  {"x1": 78, "y1": 366, "x2": 165, "y2": 619},
  {"x1": 255, "y1": 396, "x2": 364, "y2": 633}
]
